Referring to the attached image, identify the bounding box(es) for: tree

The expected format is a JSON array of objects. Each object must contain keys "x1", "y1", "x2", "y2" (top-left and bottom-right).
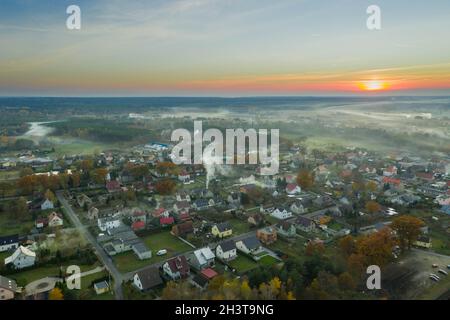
[
  {"x1": 10, "y1": 197, "x2": 29, "y2": 220},
  {"x1": 80, "y1": 159, "x2": 94, "y2": 172},
  {"x1": 90, "y1": 168, "x2": 108, "y2": 185},
  {"x1": 305, "y1": 241, "x2": 325, "y2": 257},
  {"x1": 391, "y1": 215, "x2": 424, "y2": 251},
  {"x1": 296, "y1": 169, "x2": 315, "y2": 190},
  {"x1": 70, "y1": 172, "x2": 81, "y2": 188},
  {"x1": 155, "y1": 179, "x2": 176, "y2": 195},
  {"x1": 356, "y1": 228, "x2": 396, "y2": 267},
  {"x1": 338, "y1": 272, "x2": 356, "y2": 291},
  {"x1": 20, "y1": 167, "x2": 34, "y2": 177},
  {"x1": 45, "y1": 189, "x2": 56, "y2": 203},
  {"x1": 365, "y1": 200, "x2": 381, "y2": 214},
  {"x1": 48, "y1": 287, "x2": 64, "y2": 300},
  {"x1": 338, "y1": 235, "x2": 356, "y2": 257},
  {"x1": 366, "y1": 181, "x2": 378, "y2": 193}
]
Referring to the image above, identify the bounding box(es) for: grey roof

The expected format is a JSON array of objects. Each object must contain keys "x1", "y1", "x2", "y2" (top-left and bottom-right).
[
  {"x1": 93, "y1": 281, "x2": 109, "y2": 290},
  {"x1": 136, "y1": 267, "x2": 163, "y2": 290},
  {"x1": 0, "y1": 275, "x2": 17, "y2": 292},
  {"x1": 218, "y1": 240, "x2": 235, "y2": 252},
  {"x1": 132, "y1": 242, "x2": 151, "y2": 254},
  {"x1": 215, "y1": 222, "x2": 231, "y2": 233}
]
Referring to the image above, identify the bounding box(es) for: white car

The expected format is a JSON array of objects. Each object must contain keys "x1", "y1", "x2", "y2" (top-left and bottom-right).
[
  {"x1": 438, "y1": 269, "x2": 448, "y2": 276},
  {"x1": 156, "y1": 249, "x2": 168, "y2": 256}
]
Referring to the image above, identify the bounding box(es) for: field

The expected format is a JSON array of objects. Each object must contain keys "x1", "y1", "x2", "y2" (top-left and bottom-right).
[
  {"x1": 228, "y1": 255, "x2": 259, "y2": 274},
  {"x1": 113, "y1": 231, "x2": 192, "y2": 273},
  {"x1": 0, "y1": 170, "x2": 20, "y2": 181},
  {"x1": 0, "y1": 213, "x2": 35, "y2": 235},
  {"x1": 228, "y1": 219, "x2": 251, "y2": 235}
]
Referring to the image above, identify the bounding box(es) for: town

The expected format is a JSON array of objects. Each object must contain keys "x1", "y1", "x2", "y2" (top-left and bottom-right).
[{"x1": 1, "y1": 105, "x2": 449, "y2": 301}]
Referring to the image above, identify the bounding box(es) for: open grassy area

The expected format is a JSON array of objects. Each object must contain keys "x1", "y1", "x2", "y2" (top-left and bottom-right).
[
  {"x1": 258, "y1": 255, "x2": 281, "y2": 266},
  {"x1": 113, "y1": 231, "x2": 192, "y2": 273},
  {"x1": 268, "y1": 238, "x2": 307, "y2": 259},
  {"x1": 228, "y1": 218, "x2": 250, "y2": 235},
  {"x1": 228, "y1": 254, "x2": 259, "y2": 274},
  {"x1": 4, "y1": 263, "x2": 99, "y2": 286}
]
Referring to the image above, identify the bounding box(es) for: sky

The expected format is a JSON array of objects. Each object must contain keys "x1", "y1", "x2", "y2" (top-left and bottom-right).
[{"x1": 0, "y1": 0, "x2": 450, "y2": 96}]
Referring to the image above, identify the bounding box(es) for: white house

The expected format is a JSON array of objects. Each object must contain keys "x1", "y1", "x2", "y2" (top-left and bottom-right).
[
  {"x1": 270, "y1": 207, "x2": 293, "y2": 220},
  {"x1": 98, "y1": 216, "x2": 121, "y2": 232},
  {"x1": 48, "y1": 212, "x2": 64, "y2": 228},
  {"x1": 290, "y1": 200, "x2": 306, "y2": 214},
  {"x1": 162, "y1": 256, "x2": 190, "y2": 280},
  {"x1": 215, "y1": 240, "x2": 237, "y2": 262},
  {"x1": 0, "y1": 235, "x2": 19, "y2": 252},
  {"x1": 235, "y1": 235, "x2": 262, "y2": 256},
  {"x1": 4, "y1": 246, "x2": 36, "y2": 269},
  {"x1": 40, "y1": 199, "x2": 54, "y2": 210}
]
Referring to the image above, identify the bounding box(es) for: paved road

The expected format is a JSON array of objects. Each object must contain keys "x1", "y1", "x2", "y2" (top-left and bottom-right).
[{"x1": 57, "y1": 191, "x2": 124, "y2": 300}]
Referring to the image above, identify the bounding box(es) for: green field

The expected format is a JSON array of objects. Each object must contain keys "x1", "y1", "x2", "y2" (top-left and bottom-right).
[
  {"x1": 113, "y1": 231, "x2": 192, "y2": 273},
  {"x1": 258, "y1": 255, "x2": 281, "y2": 266},
  {"x1": 228, "y1": 255, "x2": 259, "y2": 274},
  {"x1": 0, "y1": 213, "x2": 35, "y2": 236},
  {"x1": 228, "y1": 219, "x2": 250, "y2": 235},
  {"x1": 0, "y1": 170, "x2": 20, "y2": 181}
]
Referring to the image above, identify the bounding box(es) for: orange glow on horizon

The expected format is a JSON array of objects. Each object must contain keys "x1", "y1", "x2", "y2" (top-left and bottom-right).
[{"x1": 358, "y1": 80, "x2": 389, "y2": 91}]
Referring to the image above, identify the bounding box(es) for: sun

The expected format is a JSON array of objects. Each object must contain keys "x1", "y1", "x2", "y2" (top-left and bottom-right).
[{"x1": 359, "y1": 80, "x2": 388, "y2": 91}]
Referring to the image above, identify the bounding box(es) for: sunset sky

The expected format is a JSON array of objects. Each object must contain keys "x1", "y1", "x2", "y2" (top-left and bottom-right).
[{"x1": 1, "y1": 0, "x2": 450, "y2": 96}]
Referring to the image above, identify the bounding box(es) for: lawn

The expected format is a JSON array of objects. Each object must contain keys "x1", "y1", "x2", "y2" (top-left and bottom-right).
[
  {"x1": 113, "y1": 231, "x2": 192, "y2": 273},
  {"x1": 0, "y1": 170, "x2": 20, "y2": 181},
  {"x1": 228, "y1": 219, "x2": 250, "y2": 235},
  {"x1": 268, "y1": 238, "x2": 307, "y2": 259},
  {"x1": 5, "y1": 263, "x2": 99, "y2": 286},
  {"x1": 258, "y1": 255, "x2": 281, "y2": 266},
  {"x1": 0, "y1": 213, "x2": 35, "y2": 236},
  {"x1": 228, "y1": 255, "x2": 259, "y2": 274}
]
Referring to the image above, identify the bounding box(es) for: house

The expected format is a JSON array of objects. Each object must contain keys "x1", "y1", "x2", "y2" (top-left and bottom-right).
[
  {"x1": 193, "y1": 199, "x2": 209, "y2": 211},
  {"x1": 76, "y1": 194, "x2": 93, "y2": 208},
  {"x1": 215, "y1": 240, "x2": 237, "y2": 262},
  {"x1": 132, "y1": 242, "x2": 152, "y2": 260},
  {"x1": 191, "y1": 274, "x2": 209, "y2": 290},
  {"x1": 35, "y1": 217, "x2": 48, "y2": 229},
  {"x1": 0, "y1": 275, "x2": 17, "y2": 300},
  {"x1": 295, "y1": 216, "x2": 316, "y2": 233},
  {"x1": 171, "y1": 221, "x2": 194, "y2": 237},
  {"x1": 416, "y1": 172, "x2": 434, "y2": 182},
  {"x1": 4, "y1": 246, "x2": 36, "y2": 269},
  {"x1": 227, "y1": 192, "x2": 241, "y2": 206},
  {"x1": 106, "y1": 180, "x2": 121, "y2": 193},
  {"x1": 162, "y1": 255, "x2": 190, "y2": 280},
  {"x1": 131, "y1": 210, "x2": 147, "y2": 223},
  {"x1": 211, "y1": 222, "x2": 233, "y2": 238},
  {"x1": 200, "y1": 268, "x2": 218, "y2": 281},
  {"x1": 276, "y1": 221, "x2": 297, "y2": 238},
  {"x1": 240, "y1": 184, "x2": 257, "y2": 194},
  {"x1": 173, "y1": 201, "x2": 190, "y2": 213},
  {"x1": 290, "y1": 200, "x2": 306, "y2": 214},
  {"x1": 236, "y1": 235, "x2": 262, "y2": 256},
  {"x1": 98, "y1": 216, "x2": 121, "y2": 232},
  {"x1": 270, "y1": 207, "x2": 293, "y2": 220},
  {"x1": 382, "y1": 177, "x2": 403, "y2": 190},
  {"x1": 131, "y1": 220, "x2": 146, "y2": 232},
  {"x1": 93, "y1": 281, "x2": 110, "y2": 295},
  {"x1": 176, "y1": 191, "x2": 191, "y2": 202},
  {"x1": 247, "y1": 213, "x2": 264, "y2": 227},
  {"x1": 133, "y1": 267, "x2": 163, "y2": 291},
  {"x1": 187, "y1": 247, "x2": 215, "y2": 270},
  {"x1": 152, "y1": 207, "x2": 169, "y2": 218},
  {"x1": 414, "y1": 235, "x2": 432, "y2": 249},
  {"x1": 0, "y1": 234, "x2": 19, "y2": 252},
  {"x1": 256, "y1": 227, "x2": 277, "y2": 245},
  {"x1": 160, "y1": 216, "x2": 175, "y2": 227},
  {"x1": 40, "y1": 199, "x2": 54, "y2": 210},
  {"x1": 286, "y1": 183, "x2": 301, "y2": 195},
  {"x1": 87, "y1": 207, "x2": 99, "y2": 220},
  {"x1": 383, "y1": 166, "x2": 398, "y2": 177},
  {"x1": 48, "y1": 212, "x2": 63, "y2": 227}
]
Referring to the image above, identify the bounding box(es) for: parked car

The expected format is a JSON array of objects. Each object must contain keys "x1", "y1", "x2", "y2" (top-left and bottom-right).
[
  {"x1": 430, "y1": 273, "x2": 440, "y2": 280},
  {"x1": 432, "y1": 263, "x2": 439, "y2": 268},
  {"x1": 156, "y1": 249, "x2": 167, "y2": 256},
  {"x1": 438, "y1": 269, "x2": 448, "y2": 276}
]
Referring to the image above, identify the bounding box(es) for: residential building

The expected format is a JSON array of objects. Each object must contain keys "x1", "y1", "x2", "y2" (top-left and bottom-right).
[
  {"x1": 211, "y1": 222, "x2": 233, "y2": 238},
  {"x1": 0, "y1": 275, "x2": 17, "y2": 300},
  {"x1": 162, "y1": 256, "x2": 190, "y2": 280},
  {"x1": 256, "y1": 227, "x2": 277, "y2": 245},
  {"x1": 0, "y1": 234, "x2": 19, "y2": 252},
  {"x1": 133, "y1": 267, "x2": 163, "y2": 291},
  {"x1": 4, "y1": 246, "x2": 36, "y2": 269},
  {"x1": 187, "y1": 247, "x2": 215, "y2": 270},
  {"x1": 270, "y1": 207, "x2": 293, "y2": 220},
  {"x1": 215, "y1": 240, "x2": 237, "y2": 262}
]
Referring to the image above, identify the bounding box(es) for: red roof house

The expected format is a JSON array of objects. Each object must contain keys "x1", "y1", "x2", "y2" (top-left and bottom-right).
[
  {"x1": 132, "y1": 221, "x2": 146, "y2": 231},
  {"x1": 201, "y1": 268, "x2": 218, "y2": 280},
  {"x1": 160, "y1": 216, "x2": 175, "y2": 226}
]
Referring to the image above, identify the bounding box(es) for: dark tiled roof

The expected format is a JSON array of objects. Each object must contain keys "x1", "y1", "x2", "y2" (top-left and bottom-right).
[
  {"x1": 136, "y1": 267, "x2": 163, "y2": 290},
  {"x1": 218, "y1": 240, "x2": 235, "y2": 252},
  {"x1": 215, "y1": 222, "x2": 231, "y2": 233},
  {"x1": 241, "y1": 235, "x2": 261, "y2": 250},
  {"x1": 0, "y1": 234, "x2": 19, "y2": 246}
]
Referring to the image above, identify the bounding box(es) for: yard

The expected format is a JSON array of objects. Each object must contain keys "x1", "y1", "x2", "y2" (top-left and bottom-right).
[
  {"x1": 228, "y1": 218, "x2": 250, "y2": 235},
  {"x1": 113, "y1": 231, "x2": 192, "y2": 273},
  {"x1": 0, "y1": 213, "x2": 35, "y2": 236}
]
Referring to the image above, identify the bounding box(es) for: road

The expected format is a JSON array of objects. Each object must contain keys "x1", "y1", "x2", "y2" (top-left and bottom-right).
[{"x1": 56, "y1": 191, "x2": 124, "y2": 300}]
